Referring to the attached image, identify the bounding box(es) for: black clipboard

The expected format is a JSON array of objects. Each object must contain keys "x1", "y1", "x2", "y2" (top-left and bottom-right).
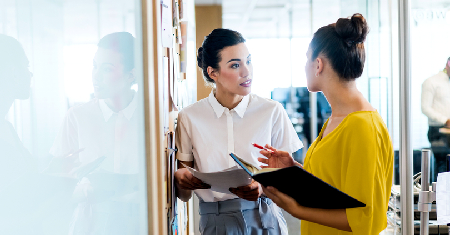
[{"x1": 230, "y1": 153, "x2": 366, "y2": 209}]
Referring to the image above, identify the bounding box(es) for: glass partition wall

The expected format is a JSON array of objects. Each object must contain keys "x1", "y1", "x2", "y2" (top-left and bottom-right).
[
  {"x1": 0, "y1": 0, "x2": 150, "y2": 234},
  {"x1": 391, "y1": 0, "x2": 450, "y2": 234},
  {"x1": 409, "y1": 0, "x2": 450, "y2": 185},
  {"x1": 406, "y1": 0, "x2": 450, "y2": 234}
]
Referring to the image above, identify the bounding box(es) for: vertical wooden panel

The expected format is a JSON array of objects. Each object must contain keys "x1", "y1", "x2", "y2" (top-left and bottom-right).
[
  {"x1": 195, "y1": 5, "x2": 222, "y2": 101},
  {"x1": 141, "y1": 0, "x2": 156, "y2": 234},
  {"x1": 141, "y1": 0, "x2": 167, "y2": 234},
  {"x1": 152, "y1": 0, "x2": 167, "y2": 233}
]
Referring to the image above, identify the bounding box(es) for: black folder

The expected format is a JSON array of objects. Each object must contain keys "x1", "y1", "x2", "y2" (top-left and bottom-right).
[{"x1": 230, "y1": 153, "x2": 366, "y2": 209}]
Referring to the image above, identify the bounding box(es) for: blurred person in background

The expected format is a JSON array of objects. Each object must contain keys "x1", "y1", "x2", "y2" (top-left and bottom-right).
[{"x1": 421, "y1": 57, "x2": 450, "y2": 180}]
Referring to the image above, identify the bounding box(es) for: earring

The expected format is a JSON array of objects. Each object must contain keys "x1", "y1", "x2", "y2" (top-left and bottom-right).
[{"x1": 315, "y1": 73, "x2": 319, "y2": 77}]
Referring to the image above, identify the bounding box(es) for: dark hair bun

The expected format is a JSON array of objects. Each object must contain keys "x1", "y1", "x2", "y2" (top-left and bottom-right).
[
  {"x1": 197, "y1": 47, "x2": 204, "y2": 68},
  {"x1": 335, "y1": 13, "x2": 369, "y2": 47}
]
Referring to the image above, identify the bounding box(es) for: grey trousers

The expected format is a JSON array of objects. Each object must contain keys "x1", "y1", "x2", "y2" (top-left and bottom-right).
[{"x1": 198, "y1": 197, "x2": 288, "y2": 235}]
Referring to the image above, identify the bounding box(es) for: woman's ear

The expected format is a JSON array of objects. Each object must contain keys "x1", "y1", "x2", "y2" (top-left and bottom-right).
[
  {"x1": 207, "y1": 66, "x2": 218, "y2": 82},
  {"x1": 315, "y1": 57, "x2": 324, "y2": 76}
]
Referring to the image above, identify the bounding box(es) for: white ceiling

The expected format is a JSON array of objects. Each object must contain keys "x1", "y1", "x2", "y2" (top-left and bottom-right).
[
  {"x1": 195, "y1": 0, "x2": 450, "y2": 39},
  {"x1": 195, "y1": 0, "x2": 342, "y2": 39},
  {"x1": 195, "y1": 0, "x2": 311, "y2": 38}
]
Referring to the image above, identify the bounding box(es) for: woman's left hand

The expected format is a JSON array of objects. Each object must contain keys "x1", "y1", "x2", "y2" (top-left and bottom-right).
[
  {"x1": 262, "y1": 186, "x2": 301, "y2": 215},
  {"x1": 229, "y1": 180, "x2": 262, "y2": 201}
]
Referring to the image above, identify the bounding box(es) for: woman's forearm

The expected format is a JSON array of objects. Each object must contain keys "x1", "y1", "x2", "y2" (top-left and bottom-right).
[
  {"x1": 175, "y1": 160, "x2": 194, "y2": 202},
  {"x1": 292, "y1": 206, "x2": 351, "y2": 232},
  {"x1": 175, "y1": 184, "x2": 193, "y2": 202}
]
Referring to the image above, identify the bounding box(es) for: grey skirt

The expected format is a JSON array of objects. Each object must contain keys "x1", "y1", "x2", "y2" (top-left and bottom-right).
[{"x1": 198, "y1": 197, "x2": 287, "y2": 235}]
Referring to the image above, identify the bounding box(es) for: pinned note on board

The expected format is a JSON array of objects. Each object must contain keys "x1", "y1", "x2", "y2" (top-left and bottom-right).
[
  {"x1": 179, "y1": 22, "x2": 187, "y2": 73},
  {"x1": 161, "y1": 0, "x2": 173, "y2": 48}
]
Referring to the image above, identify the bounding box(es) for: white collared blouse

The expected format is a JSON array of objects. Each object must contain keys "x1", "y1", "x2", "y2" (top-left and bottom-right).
[{"x1": 176, "y1": 91, "x2": 303, "y2": 202}]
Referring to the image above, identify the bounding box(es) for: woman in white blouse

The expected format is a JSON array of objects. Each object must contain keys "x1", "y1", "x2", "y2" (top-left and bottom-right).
[{"x1": 174, "y1": 28, "x2": 303, "y2": 235}]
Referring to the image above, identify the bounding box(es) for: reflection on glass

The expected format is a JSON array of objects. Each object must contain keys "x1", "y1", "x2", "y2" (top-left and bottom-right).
[
  {"x1": 0, "y1": 34, "x2": 33, "y2": 173},
  {"x1": 0, "y1": 34, "x2": 36, "y2": 233},
  {"x1": 49, "y1": 32, "x2": 140, "y2": 234},
  {"x1": 0, "y1": 1, "x2": 146, "y2": 234},
  {"x1": 402, "y1": 1, "x2": 450, "y2": 233}
]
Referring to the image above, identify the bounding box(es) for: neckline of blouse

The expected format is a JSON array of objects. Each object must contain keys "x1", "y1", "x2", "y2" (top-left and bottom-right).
[{"x1": 317, "y1": 110, "x2": 377, "y2": 144}]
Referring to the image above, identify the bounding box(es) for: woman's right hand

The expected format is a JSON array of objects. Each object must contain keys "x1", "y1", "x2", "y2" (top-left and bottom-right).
[
  {"x1": 174, "y1": 168, "x2": 211, "y2": 190},
  {"x1": 257, "y1": 144, "x2": 300, "y2": 168}
]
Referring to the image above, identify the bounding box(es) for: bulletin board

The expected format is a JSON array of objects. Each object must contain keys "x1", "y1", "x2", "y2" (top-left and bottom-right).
[{"x1": 160, "y1": 0, "x2": 197, "y2": 234}]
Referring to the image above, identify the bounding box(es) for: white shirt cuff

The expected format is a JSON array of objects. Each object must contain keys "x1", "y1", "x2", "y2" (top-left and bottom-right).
[
  {"x1": 176, "y1": 152, "x2": 194, "y2": 161},
  {"x1": 437, "y1": 116, "x2": 449, "y2": 126}
]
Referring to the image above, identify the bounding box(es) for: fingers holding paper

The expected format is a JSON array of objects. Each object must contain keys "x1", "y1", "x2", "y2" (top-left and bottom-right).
[
  {"x1": 229, "y1": 180, "x2": 262, "y2": 201},
  {"x1": 258, "y1": 144, "x2": 298, "y2": 169},
  {"x1": 174, "y1": 168, "x2": 211, "y2": 190}
]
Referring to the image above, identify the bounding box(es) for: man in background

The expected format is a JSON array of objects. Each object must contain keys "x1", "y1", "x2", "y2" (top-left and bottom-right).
[{"x1": 421, "y1": 57, "x2": 450, "y2": 181}]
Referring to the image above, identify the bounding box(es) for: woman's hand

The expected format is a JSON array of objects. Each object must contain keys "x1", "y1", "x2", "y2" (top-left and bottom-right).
[
  {"x1": 263, "y1": 186, "x2": 352, "y2": 232},
  {"x1": 229, "y1": 180, "x2": 262, "y2": 201},
  {"x1": 262, "y1": 186, "x2": 301, "y2": 215},
  {"x1": 174, "y1": 168, "x2": 211, "y2": 190},
  {"x1": 258, "y1": 144, "x2": 299, "y2": 168}
]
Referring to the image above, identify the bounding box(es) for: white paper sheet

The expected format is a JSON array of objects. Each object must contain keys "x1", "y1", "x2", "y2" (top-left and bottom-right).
[
  {"x1": 182, "y1": 164, "x2": 252, "y2": 194},
  {"x1": 437, "y1": 172, "x2": 450, "y2": 225},
  {"x1": 161, "y1": 0, "x2": 173, "y2": 48}
]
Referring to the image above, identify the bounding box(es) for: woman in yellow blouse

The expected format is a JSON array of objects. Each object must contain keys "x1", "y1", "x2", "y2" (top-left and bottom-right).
[{"x1": 258, "y1": 13, "x2": 394, "y2": 234}]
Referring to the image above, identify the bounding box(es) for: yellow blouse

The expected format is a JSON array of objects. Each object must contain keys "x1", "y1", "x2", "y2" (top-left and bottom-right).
[{"x1": 302, "y1": 111, "x2": 393, "y2": 235}]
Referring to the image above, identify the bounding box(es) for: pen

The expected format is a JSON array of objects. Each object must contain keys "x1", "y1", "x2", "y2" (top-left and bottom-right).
[{"x1": 252, "y1": 143, "x2": 274, "y2": 153}]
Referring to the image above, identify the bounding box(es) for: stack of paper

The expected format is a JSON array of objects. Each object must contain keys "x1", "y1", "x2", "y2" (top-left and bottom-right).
[{"x1": 182, "y1": 163, "x2": 252, "y2": 194}]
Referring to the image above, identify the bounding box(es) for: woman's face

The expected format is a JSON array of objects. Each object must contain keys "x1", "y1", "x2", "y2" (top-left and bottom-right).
[
  {"x1": 0, "y1": 50, "x2": 32, "y2": 100},
  {"x1": 92, "y1": 47, "x2": 133, "y2": 99},
  {"x1": 213, "y1": 43, "x2": 253, "y2": 96},
  {"x1": 305, "y1": 48, "x2": 319, "y2": 92}
]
